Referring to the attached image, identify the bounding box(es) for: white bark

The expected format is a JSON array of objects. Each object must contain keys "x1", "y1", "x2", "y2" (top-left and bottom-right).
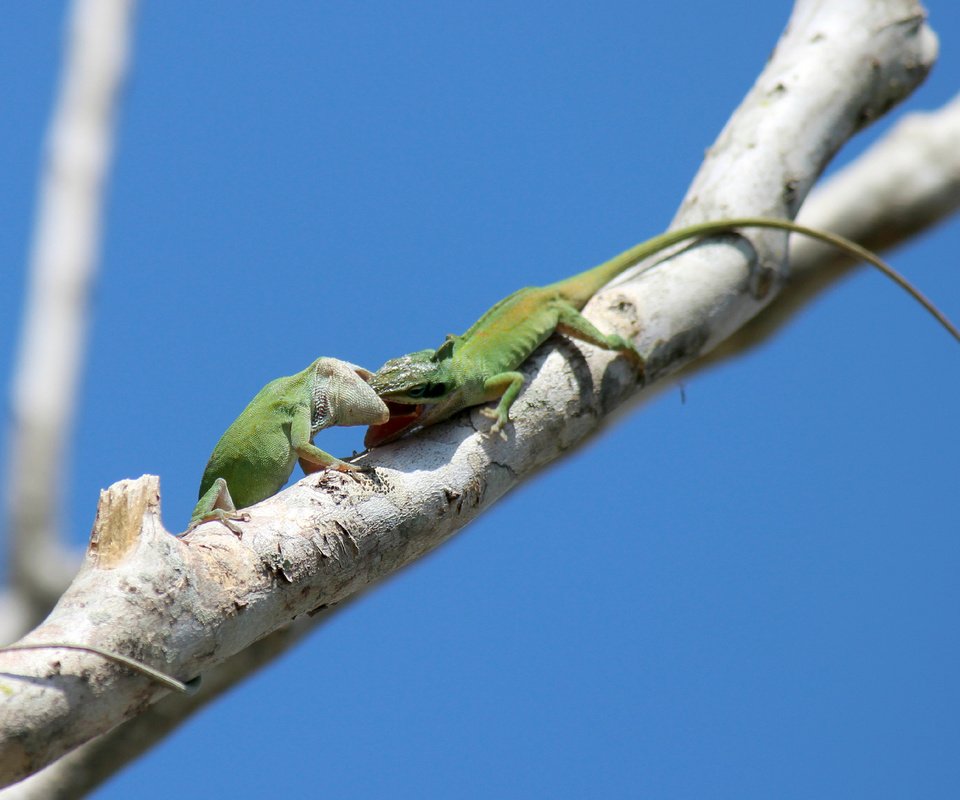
[
  {"x1": 8, "y1": 100, "x2": 959, "y2": 796},
  {"x1": 3, "y1": 0, "x2": 137, "y2": 636},
  {"x1": 0, "y1": 0, "x2": 949, "y2": 792},
  {"x1": 706, "y1": 92, "x2": 960, "y2": 364}
]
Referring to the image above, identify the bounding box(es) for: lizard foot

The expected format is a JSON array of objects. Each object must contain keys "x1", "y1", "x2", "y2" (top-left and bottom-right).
[
  {"x1": 221, "y1": 513, "x2": 251, "y2": 537},
  {"x1": 480, "y1": 407, "x2": 511, "y2": 439},
  {"x1": 619, "y1": 343, "x2": 646, "y2": 378},
  {"x1": 184, "y1": 510, "x2": 250, "y2": 538},
  {"x1": 331, "y1": 459, "x2": 365, "y2": 473}
]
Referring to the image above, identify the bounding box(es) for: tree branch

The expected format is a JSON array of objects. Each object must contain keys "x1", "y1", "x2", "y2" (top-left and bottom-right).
[{"x1": 0, "y1": 0, "x2": 944, "y2": 791}]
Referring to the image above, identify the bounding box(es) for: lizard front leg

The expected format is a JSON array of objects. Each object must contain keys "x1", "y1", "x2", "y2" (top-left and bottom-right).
[
  {"x1": 479, "y1": 371, "x2": 525, "y2": 435},
  {"x1": 291, "y1": 412, "x2": 365, "y2": 473},
  {"x1": 296, "y1": 441, "x2": 363, "y2": 473}
]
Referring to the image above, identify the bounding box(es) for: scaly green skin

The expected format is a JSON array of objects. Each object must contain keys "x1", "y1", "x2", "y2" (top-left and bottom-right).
[
  {"x1": 189, "y1": 357, "x2": 388, "y2": 534},
  {"x1": 367, "y1": 217, "x2": 959, "y2": 446}
]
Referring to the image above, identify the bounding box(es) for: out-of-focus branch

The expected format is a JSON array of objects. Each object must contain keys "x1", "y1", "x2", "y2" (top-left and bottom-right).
[
  {"x1": 0, "y1": 604, "x2": 350, "y2": 799},
  {"x1": 703, "y1": 94, "x2": 960, "y2": 365},
  {"x1": 3, "y1": 0, "x2": 137, "y2": 637}
]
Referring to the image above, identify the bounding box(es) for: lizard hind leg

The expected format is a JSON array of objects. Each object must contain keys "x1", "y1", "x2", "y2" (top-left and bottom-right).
[
  {"x1": 186, "y1": 477, "x2": 250, "y2": 537},
  {"x1": 554, "y1": 304, "x2": 645, "y2": 373}
]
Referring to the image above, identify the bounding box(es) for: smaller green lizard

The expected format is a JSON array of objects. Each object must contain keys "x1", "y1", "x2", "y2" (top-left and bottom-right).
[
  {"x1": 366, "y1": 217, "x2": 960, "y2": 446},
  {"x1": 189, "y1": 357, "x2": 388, "y2": 534}
]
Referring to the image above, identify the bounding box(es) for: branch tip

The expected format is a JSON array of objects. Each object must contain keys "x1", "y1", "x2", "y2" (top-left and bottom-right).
[{"x1": 88, "y1": 475, "x2": 161, "y2": 567}]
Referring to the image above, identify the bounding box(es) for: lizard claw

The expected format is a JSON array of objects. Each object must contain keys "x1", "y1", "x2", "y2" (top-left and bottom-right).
[
  {"x1": 481, "y1": 407, "x2": 510, "y2": 438},
  {"x1": 183, "y1": 508, "x2": 250, "y2": 538},
  {"x1": 222, "y1": 514, "x2": 250, "y2": 538}
]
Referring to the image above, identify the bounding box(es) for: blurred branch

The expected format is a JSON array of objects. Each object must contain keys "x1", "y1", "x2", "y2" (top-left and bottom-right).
[
  {"x1": 0, "y1": 604, "x2": 349, "y2": 799},
  {"x1": 0, "y1": 0, "x2": 952, "y2": 795},
  {"x1": 2, "y1": 0, "x2": 136, "y2": 637}
]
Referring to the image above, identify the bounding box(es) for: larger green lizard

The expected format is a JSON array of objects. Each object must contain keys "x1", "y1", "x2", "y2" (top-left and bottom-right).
[
  {"x1": 365, "y1": 217, "x2": 959, "y2": 447},
  {"x1": 189, "y1": 357, "x2": 388, "y2": 534}
]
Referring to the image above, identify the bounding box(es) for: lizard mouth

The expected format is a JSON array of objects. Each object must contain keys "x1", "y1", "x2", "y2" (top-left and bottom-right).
[{"x1": 364, "y1": 401, "x2": 424, "y2": 448}]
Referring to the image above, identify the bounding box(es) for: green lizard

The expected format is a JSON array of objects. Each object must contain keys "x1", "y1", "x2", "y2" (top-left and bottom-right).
[
  {"x1": 189, "y1": 357, "x2": 388, "y2": 534},
  {"x1": 365, "y1": 217, "x2": 960, "y2": 447}
]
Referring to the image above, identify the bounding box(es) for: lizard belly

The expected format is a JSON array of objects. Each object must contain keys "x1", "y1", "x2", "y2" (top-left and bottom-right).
[{"x1": 200, "y1": 428, "x2": 297, "y2": 509}]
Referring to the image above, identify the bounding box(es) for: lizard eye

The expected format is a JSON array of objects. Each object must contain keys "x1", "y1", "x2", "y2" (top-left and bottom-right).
[{"x1": 408, "y1": 382, "x2": 448, "y2": 399}]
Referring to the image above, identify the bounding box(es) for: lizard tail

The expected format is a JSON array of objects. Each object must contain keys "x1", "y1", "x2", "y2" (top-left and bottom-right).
[{"x1": 553, "y1": 217, "x2": 960, "y2": 344}]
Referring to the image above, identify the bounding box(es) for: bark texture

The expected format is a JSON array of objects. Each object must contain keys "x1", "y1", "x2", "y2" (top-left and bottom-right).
[{"x1": 0, "y1": 0, "x2": 948, "y2": 793}]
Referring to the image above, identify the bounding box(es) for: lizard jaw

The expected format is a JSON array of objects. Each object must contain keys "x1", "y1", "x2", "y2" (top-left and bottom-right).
[{"x1": 363, "y1": 401, "x2": 424, "y2": 447}]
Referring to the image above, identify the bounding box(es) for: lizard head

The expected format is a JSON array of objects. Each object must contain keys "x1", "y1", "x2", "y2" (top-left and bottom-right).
[
  {"x1": 368, "y1": 348, "x2": 451, "y2": 402},
  {"x1": 308, "y1": 357, "x2": 389, "y2": 433},
  {"x1": 364, "y1": 345, "x2": 463, "y2": 447}
]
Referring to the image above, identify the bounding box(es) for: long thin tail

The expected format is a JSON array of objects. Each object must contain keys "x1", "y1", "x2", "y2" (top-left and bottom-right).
[
  {"x1": 1, "y1": 642, "x2": 195, "y2": 692},
  {"x1": 556, "y1": 217, "x2": 960, "y2": 343}
]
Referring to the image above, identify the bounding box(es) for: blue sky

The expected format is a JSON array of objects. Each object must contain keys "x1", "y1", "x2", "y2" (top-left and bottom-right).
[{"x1": 2, "y1": 2, "x2": 959, "y2": 797}]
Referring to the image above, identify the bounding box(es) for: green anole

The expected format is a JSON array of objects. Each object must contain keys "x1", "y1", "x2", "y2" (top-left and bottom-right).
[
  {"x1": 189, "y1": 357, "x2": 388, "y2": 534},
  {"x1": 365, "y1": 217, "x2": 960, "y2": 446},
  {"x1": 0, "y1": 365, "x2": 387, "y2": 692}
]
